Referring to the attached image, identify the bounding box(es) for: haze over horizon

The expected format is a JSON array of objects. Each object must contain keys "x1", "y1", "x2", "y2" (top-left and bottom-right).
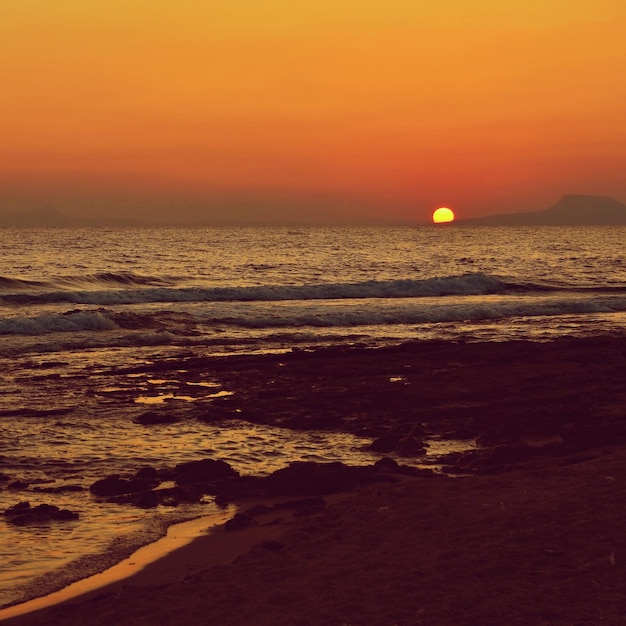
[{"x1": 2, "y1": 1, "x2": 626, "y2": 225}]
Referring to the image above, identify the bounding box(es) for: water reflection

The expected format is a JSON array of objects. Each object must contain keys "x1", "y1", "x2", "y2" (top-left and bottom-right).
[{"x1": 135, "y1": 394, "x2": 196, "y2": 404}]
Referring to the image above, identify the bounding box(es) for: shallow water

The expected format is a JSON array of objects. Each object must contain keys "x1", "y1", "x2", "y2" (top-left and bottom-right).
[{"x1": 0, "y1": 345, "x2": 477, "y2": 606}]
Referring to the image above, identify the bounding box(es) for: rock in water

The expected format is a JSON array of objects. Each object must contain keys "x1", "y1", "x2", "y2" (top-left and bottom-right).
[
  {"x1": 4, "y1": 501, "x2": 79, "y2": 525},
  {"x1": 89, "y1": 474, "x2": 155, "y2": 496},
  {"x1": 173, "y1": 459, "x2": 239, "y2": 484}
]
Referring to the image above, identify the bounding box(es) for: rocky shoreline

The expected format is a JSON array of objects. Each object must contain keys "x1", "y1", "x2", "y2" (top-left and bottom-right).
[
  {"x1": 3, "y1": 334, "x2": 626, "y2": 624},
  {"x1": 94, "y1": 333, "x2": 626, "y2": 476},
  {"x1": 7, "y1": 334, "x2": 625, "y2": 522}
]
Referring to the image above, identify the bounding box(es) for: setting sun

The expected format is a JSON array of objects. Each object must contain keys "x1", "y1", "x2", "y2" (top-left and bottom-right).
[{"x1": 432, "y1": 207, "x2": 455, "y2": 224}]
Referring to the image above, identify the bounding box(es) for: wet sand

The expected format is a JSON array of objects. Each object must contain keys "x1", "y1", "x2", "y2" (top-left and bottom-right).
[{"x1": 3, "y1": 335, "x2": 626, "y2": 625}]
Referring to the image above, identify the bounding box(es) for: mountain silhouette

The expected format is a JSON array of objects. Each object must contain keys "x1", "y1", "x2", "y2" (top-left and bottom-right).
[{"x1": 458, "y1": 195, "x2": 626, "y2": 226}]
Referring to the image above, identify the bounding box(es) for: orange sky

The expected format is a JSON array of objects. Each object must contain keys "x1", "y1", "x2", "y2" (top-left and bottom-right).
[{"x1": 1, "y1": 1, "x2": 625, "y2": 224}]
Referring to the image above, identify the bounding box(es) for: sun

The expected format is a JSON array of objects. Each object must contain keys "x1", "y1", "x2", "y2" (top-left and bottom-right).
[{"x1": 432, "y1": 207, "x2": 455, "y2": 224}]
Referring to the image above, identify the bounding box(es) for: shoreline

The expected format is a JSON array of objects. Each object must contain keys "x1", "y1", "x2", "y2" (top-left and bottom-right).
[
  {"x1": 4, "y1": 452, "x2": 626, "y2": 625},
  {"x1": 0, "y1": 492, "x2": 345, "y2": 623},
  {"x1": 0, "y1": 511, "x2": 236, "y2": 620},
  {"x1": 3, "y1": 334, "x2": 626, "y2": 624}
]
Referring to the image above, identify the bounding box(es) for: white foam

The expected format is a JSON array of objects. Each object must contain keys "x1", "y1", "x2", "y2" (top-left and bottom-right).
[
  {"x1": 1, "y1": 272, "x2": 511, "y2": 306},
  {"x1": 0, "y1": 310, "x2": 119, "y2": 335}
]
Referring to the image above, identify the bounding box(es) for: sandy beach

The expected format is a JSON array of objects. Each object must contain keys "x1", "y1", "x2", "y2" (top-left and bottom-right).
[{"x1": 3, "y1": 335, "x2": 626, "y2": 625}]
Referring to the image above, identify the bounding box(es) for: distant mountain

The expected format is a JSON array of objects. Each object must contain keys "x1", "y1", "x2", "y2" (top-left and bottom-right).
[{"x1": 458, "y1": 195, "x2": 626, "y2": 226}]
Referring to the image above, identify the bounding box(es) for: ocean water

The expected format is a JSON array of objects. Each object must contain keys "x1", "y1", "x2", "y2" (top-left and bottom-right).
[{"x1": 1, "y1": 225, "x2": 625, "y2": 607}]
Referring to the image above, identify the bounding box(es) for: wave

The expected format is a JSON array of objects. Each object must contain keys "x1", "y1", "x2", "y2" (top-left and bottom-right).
[
  {"x1": 4, "y1": 272, "x2": 626, "y2": 308},
  {"x1": 0, "y1": 272, "x2": 566, "y2": 306},
  {"x1": 206, "y1": 295, "x2": 626, "y2": 328},
  {"x1": 0, "y1": 310, "x2": 119, "y2": 335},
  {"x1": 2, "y1": 293, "x2": 626, "y2": 337},
  {"x1": 79, "y1": 272, "x2": 172, "y2": 287},
  {"x1": 0, "y1": 276, "x2": 47, "y2": 290},
  {"x1": 0, "y1": 272, "x2": 172, "y2": 293}
]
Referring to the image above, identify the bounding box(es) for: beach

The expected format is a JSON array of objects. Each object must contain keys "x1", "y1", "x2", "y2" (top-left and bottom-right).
[{"x1": 3, "y1": 335, "x2": 626, "y2": 625}]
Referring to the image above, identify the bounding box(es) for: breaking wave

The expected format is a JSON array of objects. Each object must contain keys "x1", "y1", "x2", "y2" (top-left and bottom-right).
[
  {"x1": 0, "y1": 310, "x2": 119, "y2": 335},
  {"x1": 206, "y1": 295, "x2": 626, "y2": 329},
  {"x1": 0, "y1": 272, "x2": 575, "y2": 306},
  {"x1": 2, "y1": 293, "x2": 626, "y2": 337}
]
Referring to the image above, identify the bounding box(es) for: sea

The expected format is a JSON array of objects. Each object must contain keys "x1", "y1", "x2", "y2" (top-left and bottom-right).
[{"x1": 1, "y1": 224, "x2": 625, "y2": 608}]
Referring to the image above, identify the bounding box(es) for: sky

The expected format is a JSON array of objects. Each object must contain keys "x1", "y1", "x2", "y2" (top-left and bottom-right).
[{"x1": 1, "y1": 1, "x2": 625, "y2": 224}]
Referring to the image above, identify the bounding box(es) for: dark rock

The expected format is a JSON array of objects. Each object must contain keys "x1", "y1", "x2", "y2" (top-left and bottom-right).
[
  {"x1": 214, "y1": 493, "x2": 231, "y2": 508},
  {"x1": 396, "y1": 436, "x2": 427, "y2": 458},
  {"x1": 369, "y1": 430, "x2": 426, "y2": 457},
  {"x1": 108, "y1": 484, "x2": 204, "y2": 507},
  {"x1": 261, "y1": 540, "x2": 285, "y2": 551},
  {"x1": 4, "y1": 501, "x2": 79, "y2": 525},
  {"x1": 213, "y1": 476, "x2": 265, "y2": 500},
  {"x1": 7, "y1": 514, "x2": 37, "y2": 526},
  {"x1": 128, "y1": 490, "x2": 161, "y2": 509},
  {"x1": 373, "y1": 457, "x2": 400, "y2": 472},
  {"x1": 369, "y1": 433, "x2": 401, "y2": 453},
  {"x1": 8, "y1": 481, "x2": 29, "y2": 491},
  {"x1": 173, "y1": 459, "x2": 239, "y2": 485},
  {"x1": 163, "y1": 484, "x2": 205, "y2": 504},
  {"x1": 50, "y1": 508, "x2": 80, "y2": 521},
  {"x1": 4, "y1": 501, "x2": 31, "y2": 515},
  {"x1": 0, "y1": 473, "x2": 10, "y2": 482},
  {"x1": 89, "y1": 474, "x2": 154, "y2": 496},
  {"x1": 104, "y1": 490, "x2": 167, "y2": 509},
  {"x1": 135, "y1": 466, "x2": 159, "y2": 482},
  {"x1": 261, "y1": 461, "x2": 384, "y2": 497}
]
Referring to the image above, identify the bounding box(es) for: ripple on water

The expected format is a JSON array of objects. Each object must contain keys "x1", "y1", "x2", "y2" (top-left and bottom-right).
[{"x1": 0, "y1": 411, "x2": 477, "y2": 608}]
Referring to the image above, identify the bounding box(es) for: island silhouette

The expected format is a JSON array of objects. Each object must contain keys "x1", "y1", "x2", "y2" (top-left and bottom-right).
[{"x1": 457, "y1": 194, "x2": 626, "y2": 226}]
